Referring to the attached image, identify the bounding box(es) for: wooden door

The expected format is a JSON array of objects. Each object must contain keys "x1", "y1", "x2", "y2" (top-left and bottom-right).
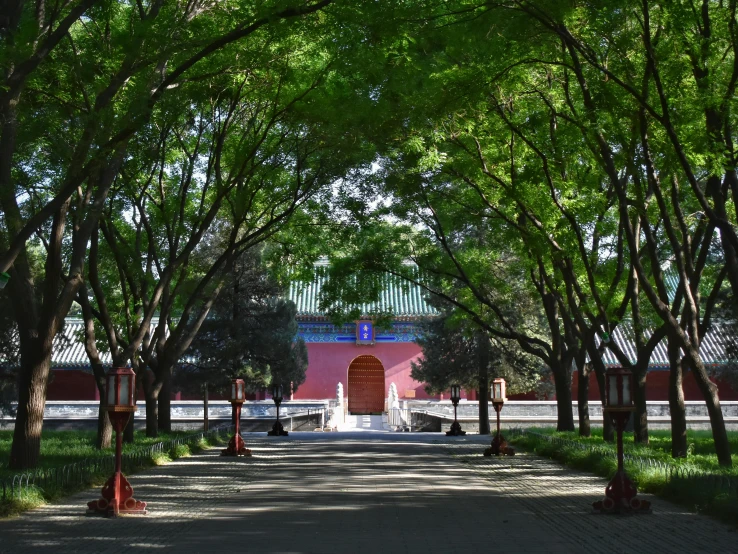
[{"x1": 347, "y1": 355, "x2": 385, "y2": 415}]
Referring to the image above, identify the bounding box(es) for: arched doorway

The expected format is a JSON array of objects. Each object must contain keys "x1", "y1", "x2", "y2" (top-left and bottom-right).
[{"x1": 347, "y1": 355, "x2": 385, "y2": 415}]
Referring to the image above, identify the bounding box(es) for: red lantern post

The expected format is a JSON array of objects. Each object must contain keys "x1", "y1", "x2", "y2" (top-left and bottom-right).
[
  {"x1": 485, "y1": 378, "x2": 515, "y2": 456},
  {"x1": 593, "y1": 367, "x2": 651, "y2": 514},
  {"x1": 222, "y1": 378, "x2": 252, "y2": 456},
  {"x1": 87, "y1": 367, "x2": 147, "y2": 517}
]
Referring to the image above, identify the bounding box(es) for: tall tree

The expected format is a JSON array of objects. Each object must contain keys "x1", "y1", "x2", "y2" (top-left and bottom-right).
[
  {"x1": 1, "y1": 0, "x2": 336, "y2": 467},
  {"x1": 411, "y1": 309, "x2": 543, "y2": 434},
  {"x1": 178, "y1": 249, "x2": 307, "y2": 398}
]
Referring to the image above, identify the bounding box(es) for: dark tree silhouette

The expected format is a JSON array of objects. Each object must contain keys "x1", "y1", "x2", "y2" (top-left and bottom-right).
[
  {"x1": 411, "y1": 308, "x2": 542, "y2": 434},
  {"x1": 178, "y1": 251, "x2": 307, "y2": 397}
]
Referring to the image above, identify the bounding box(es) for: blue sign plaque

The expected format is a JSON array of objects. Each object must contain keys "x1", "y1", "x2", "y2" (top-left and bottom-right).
[{"x1": 356, "y1": 321, "x2": 374, "y2": 344}]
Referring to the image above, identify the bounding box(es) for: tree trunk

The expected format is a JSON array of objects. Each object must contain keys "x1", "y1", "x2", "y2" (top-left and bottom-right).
[
  {"x1": 145, "y1": 389, "x2": 159, "y2": 438},
  {"x1": 158, "y1": 370, "x2": 172, "y2": 434},
  {"x1": 552, "y1": 364, "x2": 575, "y2": 432},
  {"x1": 124, "y1": 412, "x2": 135, "y2": 443},
  {"x1": 93, "y1": 365, "x2": 112, "y2": 449},
  {"x1": 632, "y1": 364, "x2": 649, "y2": 445},
  {"x1": 577, "y1": 362, "x2": 591, "y2": 438},
  {"x1": 478, "y1": 380, "x2": 490, "y2": 435},
  {"x1": 587, "y1": 342, "x2": 614, "y2": 442},
  {"x1": 123, "y1": 361, "x2": 141, "y2": 444},
  {"x1": 96, "y1": 399, "x2": 113, "y2": 450},
  {"x1": 142, "y1": 368, "x2": 164, "y2": 438},
  {"x1": 701, "y1": 385, "x2": 731, "y2": 465},
  {"x1": 9, "y1": 348, "x2": 51, "y2": 470},
  {"x1": 96, "y1": 407, "x2": 113, "y2": 449},
  {"x1": 79, "y1": 285, "x2": 113, "y2": 450},
  {"x1": 477, "y1": 332, "x2": 491, "y2": 435},
  {"x1": 668, "y1": 338, "x2": 687, "y2": 458},
  {"x1": 8, "y1": 356, "x2": 51, "y2": 470},
  {"x1": 715, "y1": 196, "x2": 738, "y2": 315},
  {"x1": 688, "y1": 352, "x2": 732, "y2": 466},
  {"x1": 203, "y1": 383, "x2": 209, "y2": 432}
]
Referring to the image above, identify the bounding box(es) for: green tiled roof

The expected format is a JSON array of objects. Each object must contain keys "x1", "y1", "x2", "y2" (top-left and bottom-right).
[
  {"x1": 599, "y1": 320, "x2": 738, "y2": 367},
  {"x1": 288, "y1": 266, "x2": 437, "y2": 320}
]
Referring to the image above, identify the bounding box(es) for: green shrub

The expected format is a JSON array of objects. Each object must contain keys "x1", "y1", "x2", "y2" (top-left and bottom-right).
[
  {"x1": 0, "y1": 494, "x2": 44, "y2": 518},
  {"x1": 195, "y1": 436, "x2": 215, "y2": 451},
  {"x1": 151, "y1": 451, "x2": 172, "y2": 465},
  {"x1": 169, "y1": 444, "x2": 191, "y2": 459}
]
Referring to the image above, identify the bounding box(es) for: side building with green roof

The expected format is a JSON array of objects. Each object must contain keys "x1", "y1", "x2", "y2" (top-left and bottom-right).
[
  {"x1": 33, "y1": 264, "x2": 738, "y2": 408},
  {"x1": 23, "y1": 268, "x2": 444, "y2": 411}
]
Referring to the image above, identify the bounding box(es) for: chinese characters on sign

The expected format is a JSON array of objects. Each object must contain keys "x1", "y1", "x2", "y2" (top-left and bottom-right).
[{"x1": 356, "y1": 321, "x2": 374, "y2": 344}]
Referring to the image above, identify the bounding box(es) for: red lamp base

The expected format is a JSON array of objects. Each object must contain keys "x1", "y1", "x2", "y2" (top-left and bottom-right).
[
  {"x1": 221, "y1": 433, "x2": 252, "y2": 456},
  {"x1": 592, "y1": 470, "x2": 652, "y2": 514},
  {"x1": 484, "y1": 434, "x2": 515, "y2": 456},
  {"x1": 87, "y1": 472, "x2": 147, "y2": 517}
]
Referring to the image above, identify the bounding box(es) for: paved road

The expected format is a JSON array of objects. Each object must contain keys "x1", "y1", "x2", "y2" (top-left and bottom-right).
[{"x1": 0, "y1": 433, "x2": 735, "y2": 553}]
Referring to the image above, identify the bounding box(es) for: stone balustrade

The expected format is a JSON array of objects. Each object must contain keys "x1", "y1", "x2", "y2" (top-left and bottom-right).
[
  {"x1": 407, "y1": 400, "x2": 738, "y2": 420},
  {"x1": 0, "y1": 400, "x2": 331, "y2": 430},
  {"x1": 3, "y1": 399, "x2": 737, "y2": 431}
]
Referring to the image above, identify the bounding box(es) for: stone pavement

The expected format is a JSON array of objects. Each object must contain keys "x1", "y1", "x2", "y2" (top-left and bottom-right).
[{"x1": 0, "y1": 433, "x2": 736, "y2": 553}]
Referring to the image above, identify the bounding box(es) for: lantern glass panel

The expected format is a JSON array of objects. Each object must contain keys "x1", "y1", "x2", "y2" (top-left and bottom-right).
[
  {"x1": 608, "y1": 375, "x2": 618, "y2": 406},
  {"x1": 107, "y1": 376, "x2": 116, "y2": 405},
  {"x1": 120, "y1": 376, "x2": 130, "y2": 406},
  {"x1": 237, "y1": 383, "x2": 243, "y2": 400},
  {"x1": 494, "y1": 383, "x2": 501, "y2": 399},
  {"x1": 622, "y1": 375, "x2": 631, "y2": 405},
  {"x1": 231, "y1": 383, "x2": 236, "y2": 401}
]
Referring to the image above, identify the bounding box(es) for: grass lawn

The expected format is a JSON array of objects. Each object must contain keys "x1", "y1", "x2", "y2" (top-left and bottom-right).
[
  {"x1": 516, "y1": 427, "x2": 738, "y2": 472},
  {"x1": 0, "y1": 430, "x2": 189, "y2": 477},
  {"x1": 0, "y1": 428, "x2": 227, "y2": 517},
  {"x1": 508, "y1": 427, "x2": 738, "y2": 525}
]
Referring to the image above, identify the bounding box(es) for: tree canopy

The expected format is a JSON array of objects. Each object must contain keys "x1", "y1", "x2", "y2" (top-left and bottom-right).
[
  {"x1": 2, "y1": 0, "x2": 738, "y2": 467},
  {"x1": 180, "y1": 249, "x2": 308, "y2": 396}
]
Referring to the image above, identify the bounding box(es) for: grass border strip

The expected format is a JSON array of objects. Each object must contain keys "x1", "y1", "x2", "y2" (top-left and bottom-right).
[{"x1": 0, "y1": 424, "x2": 233, "y2": 516}]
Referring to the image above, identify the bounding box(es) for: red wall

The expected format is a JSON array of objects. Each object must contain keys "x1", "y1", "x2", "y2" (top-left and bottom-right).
[
  {"x1": 295, "y1": 342, "x2": 437, "y2": 400},
  {"x1": 47, "y1": 369, "x2": 99, "y2": 400},
  {"x1": 46, "y1": 342, "x2": 435, "y2": 401},
  {"x1": 49, "y1": 358, "x2": 738, "y2": 403},
  {"x1": 572, "y1": 370, "x2": 738, "y2": 401}
]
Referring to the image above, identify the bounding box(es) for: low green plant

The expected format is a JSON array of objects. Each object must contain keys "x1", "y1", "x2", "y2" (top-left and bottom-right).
[
  {"x1": 169, "y1": 444, "x2": 191, "y2": 459},
  {"x1": 151, "y1": 451, "x2": 172, "y2": 465},
  {"x1": 516, "y1": 427, "x2": 738, "y2": 470},
  {"x1": 0, "y1": 494, "x2": 44, "y2": 519}
]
